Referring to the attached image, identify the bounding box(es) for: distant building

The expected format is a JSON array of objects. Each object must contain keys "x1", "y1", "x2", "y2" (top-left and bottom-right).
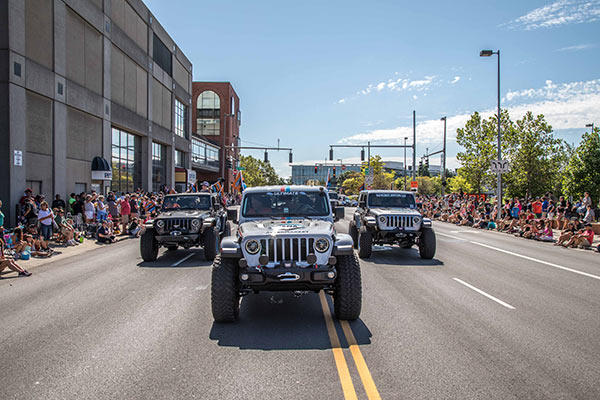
[
  {"x1": 291, "y1": 161, "x2": 406, "y2": 185},
  {"x1": 1, "y1": 0, "x2": 193, "y2": 224},
  {"x1": 191, "y1": 82, "x2": 241, "y2": 191}
]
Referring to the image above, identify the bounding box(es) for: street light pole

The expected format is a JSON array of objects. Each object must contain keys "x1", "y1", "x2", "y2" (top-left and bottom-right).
[
  {"x1": 441, "y1": 117, "x2": 447, "y2": 196},
  {"x1": 404, "y1": 137, "x2": 407, "y2": 190},
  {"x1": 480, "y1": 49, "x2": 502, "y2": 204}
]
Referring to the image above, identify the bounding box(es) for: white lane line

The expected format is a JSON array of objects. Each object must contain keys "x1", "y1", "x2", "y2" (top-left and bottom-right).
[
  {"x1": 453, "y1": 278, "x2": 516, "y2": 310},
  {"x1": 172, "y1": 253, "x2": 195, "y2": 267},
  {"x1": 438, "y1": 232, "x2": 600, "y2": 282}
]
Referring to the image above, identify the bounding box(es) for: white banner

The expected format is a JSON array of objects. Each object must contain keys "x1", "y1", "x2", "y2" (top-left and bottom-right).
[{"x1": 91, "y1": 170, "x2": 113, "y2": 180}]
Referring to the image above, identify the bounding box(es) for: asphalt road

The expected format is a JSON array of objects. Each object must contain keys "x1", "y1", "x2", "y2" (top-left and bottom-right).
[{"x1": 1, "y1": 209, "x2": 600, "y2": 399}]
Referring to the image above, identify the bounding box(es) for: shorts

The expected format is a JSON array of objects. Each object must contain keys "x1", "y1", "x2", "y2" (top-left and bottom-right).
[
  {"x1": 535, "y1": 213, "x2": 542, "y2": 218},
  {"x1": 121, "y1": 214, "x2": 130, "y2": 224},
  {"x1": 84, "y1": 211, "x2": 94, "y2": 221}
]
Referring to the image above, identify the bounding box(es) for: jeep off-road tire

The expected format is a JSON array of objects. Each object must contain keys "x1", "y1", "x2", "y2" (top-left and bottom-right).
[
  {"x1": 333, "y1": 254, "x2": 362, "y2": 320},
  {"x1": 349, "y1": 221, "x2": 359, "y2": 249},
  {"x1": 358, "y1": 227, "x2": 372, "y2": 259},
  {"x1": 211, "y1": 255, "x2": 240, "y2": 322},
  {"x1": 140, "y1": 230, "x2": 158, "y2": 261},
  {"x1": 167, "y1": 245, "x2": 178, "y2": 251},
  {"x1": 418, "y1": 227, "x2": 436, "y2": 259},
  {"x1": 203, "y1": 226, "x2": 219, "y2": 261}
]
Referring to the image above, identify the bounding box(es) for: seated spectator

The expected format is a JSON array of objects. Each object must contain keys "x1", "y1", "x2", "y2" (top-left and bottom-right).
[
  {"x1": 537, "y1": 220, "x2": 554, "y2": 242},
  {"x1": 10, "y1": 228, "x2": 28, "y2": 254},
  {"x1": 24, "y1": 234, "x2": 52, "y2": 257},
  {"x1": 0, "y1": 239, "x2": 31, "y2": 277},
  {"x1": 583, "y1": 204, "x2": 595, "y2": 225},
  {"x1": 55, "y1": 208, "x2": 78, "y2": 246},
  {"x1": 128, "y1": 217, "x2": 141, "y2": 237},
  {"x1": 555, "y1": 222, "x2": 576, "y2": 246},
  {"x1": 51, "y1": 194, "x2": 66, "y2": 210},
  {"x1": 562, "y1": 224, "x2": 595, "y2": 248},
  {"x1": 97, "y1": 220, "x2": 115, "y2": 244}
]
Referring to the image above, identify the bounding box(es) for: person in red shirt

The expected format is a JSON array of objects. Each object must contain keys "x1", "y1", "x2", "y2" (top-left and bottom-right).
[
  {"x1": 531, "y1": 197, "x2": 543, "y2": 218},
  {"x1": 562, "y1": 224, "x2": 595, "y2": 248},
  {"x1": 119, "y1": 195, "x2": 131, "y2": 235}
]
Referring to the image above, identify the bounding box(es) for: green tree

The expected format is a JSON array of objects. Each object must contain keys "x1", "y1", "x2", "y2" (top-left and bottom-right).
[
  {"x1": 447, "y1": 169, "x2": 473, "y2": 194},
  {"x1": 341, "y1": 171, "x2": 364, "y2": 195},
  {"x1": 502, "y1": 112, "x2": 566, "y2": 198},
  {"x1": 239, "y1": 155, "x2": 283, "y2": 187},
  {"x1": 562, "y1": 129, "x2": 600, "y2": 202},
  {"x1": 456, "y1": 110, "x2": 512, "y2": 194}
]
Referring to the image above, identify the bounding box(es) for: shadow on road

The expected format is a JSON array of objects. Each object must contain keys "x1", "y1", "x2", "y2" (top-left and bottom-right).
[
  {"x1": 365, "y1": 247, "x2": 444, "y2": 266},
  {"x1": 209, "y1": 292, "x2": 373, "y2": 350},
  {"x1": 137, "y1": 249, "x2": 213, "y2": 268}
]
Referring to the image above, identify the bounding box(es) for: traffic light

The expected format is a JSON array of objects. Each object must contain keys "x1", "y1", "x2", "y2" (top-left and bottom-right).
[
  {"x1": 425, "y1": 157, "x2": 429, "y2": 169},
  {"x1": 419, "y1": 160, "x2": 423, "y2": 170},
  {"x1": 264, "y1": 151, "x2": 268, "y2": 162},
  {"x1": 314, "y1": 165, "x2": 318, "y2": 174},
  {"x1": 333, "y1": 166, "x2": 336, "y2": 177},
  {"x1": 329, "y1": 148, "x2": 334, "y2": 161},
  {"x1": 289, "y1": 152, "x2": 293, "y2": 163},
  {"x1": 361, "y1": 148, "x2": 365, "y2": 161},
  {"x1": 225, "y1": 159, "x2": 232, "y2": 169}
]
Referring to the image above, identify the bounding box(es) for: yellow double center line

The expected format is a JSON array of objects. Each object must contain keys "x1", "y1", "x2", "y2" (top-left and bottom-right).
[{"x1": 318, "y1": 291, "x2": 381, "y2": 400}]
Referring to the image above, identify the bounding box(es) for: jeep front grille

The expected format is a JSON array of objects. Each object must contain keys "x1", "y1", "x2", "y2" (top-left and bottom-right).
[
  {"x1": 259, "y1": 238, "x2": 315, "y2": 263},
  {"x1": 164, "y1": 218, "x2": 192, "y2": 232},
  {"x1": 385, "y1": 215, "x2": 415, "y2": 228}
]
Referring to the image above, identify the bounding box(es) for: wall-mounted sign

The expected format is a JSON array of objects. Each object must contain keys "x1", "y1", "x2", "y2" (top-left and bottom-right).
[
  {"x1": 14, "y1": 150, "x2": 22, "y2": 166},
  {"x1": 91, "y1": 170, "x2": 113, "y2": 180},
  {"x1": 187, "y1": 169, "x2": 197, "y2": 185}
]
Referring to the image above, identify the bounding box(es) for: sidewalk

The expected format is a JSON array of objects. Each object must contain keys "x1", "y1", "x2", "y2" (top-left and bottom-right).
[{"x1": 1, "y1": 235, "x2": 135, "y2": 277}]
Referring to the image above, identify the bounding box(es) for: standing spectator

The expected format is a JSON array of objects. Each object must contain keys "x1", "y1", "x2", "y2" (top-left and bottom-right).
[
  {"x1": 68, "y1": 193, "x2": 77, "y2": 214},
  {"x1": 19, "y1": 188, "x2": 33, "y2": 206},
  {"x1": 37, "y1": 201, "x2": 55, "y2": 241},
  {"x1": 107, "y1": 194, "x2": 120, "y2": 223},
  {"x1": 51, "y1": 194, "x2": 66, "y2": 210},
  {"x1": 531, "y1": 197, "x2": 542, "y2": 218},
  {"x1": 22, "y1": 197, "x2": 38, "y2": 225},
  {"x1": 83, "y1": 195, "x2": 95, "y2": 223},
  {"x1": 130, "y1": 194, "x2": 139, "y2": 220},
  {"x1": 96, "y1": 195, "x2": 108, "y2": 222},
  {"x1": 119, "y1": 195, "x2": 131, "y2": 235}
]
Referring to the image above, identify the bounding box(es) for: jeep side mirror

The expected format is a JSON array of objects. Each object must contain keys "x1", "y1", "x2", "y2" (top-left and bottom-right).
[
  {"x1": 227, "y1": 208, "x2": 238, "y2": 223},
  {"x1": 334, "y1": 206, "x2": 345, "y2": 220}
]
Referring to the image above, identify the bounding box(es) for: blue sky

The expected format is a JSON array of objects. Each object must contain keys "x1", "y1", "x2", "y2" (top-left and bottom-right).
[{"x1": 146, "y1": 0, "x2": 600, "y2": 176}]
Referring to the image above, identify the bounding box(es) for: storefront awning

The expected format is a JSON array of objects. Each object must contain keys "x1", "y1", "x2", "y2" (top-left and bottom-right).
[{"x1": 91, "y1": 156, "x2": 112, "y2": 180}]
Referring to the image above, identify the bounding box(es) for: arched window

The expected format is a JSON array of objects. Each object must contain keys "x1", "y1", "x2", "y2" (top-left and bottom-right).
[{"x1": 196, "y1": 91, "x2": 220, "y2": 136}]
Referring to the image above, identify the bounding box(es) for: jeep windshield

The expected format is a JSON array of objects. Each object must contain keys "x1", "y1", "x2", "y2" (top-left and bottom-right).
[
  {"x1": 162, "y1": 195, "x2": 211, "y2": 211},
  {"x1": 329, "y1": 192, "x2": 339, "y2": 200},
  {"x1": 242, "y1": 191, "x2": 330, "y2": 218},
  {"x1": 368, "y1": 193, "x2": 416, "y2": 208}
]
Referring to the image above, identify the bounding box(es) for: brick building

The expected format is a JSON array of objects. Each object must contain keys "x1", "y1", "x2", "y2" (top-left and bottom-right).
[{"x1": 191, "y1": 82, "x2": 241, "y2": 191}]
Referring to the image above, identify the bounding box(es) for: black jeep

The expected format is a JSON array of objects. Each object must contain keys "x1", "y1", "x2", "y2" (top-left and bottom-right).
[{"x1": 140, "y1": 193, "x2": 230, "y2": 262}]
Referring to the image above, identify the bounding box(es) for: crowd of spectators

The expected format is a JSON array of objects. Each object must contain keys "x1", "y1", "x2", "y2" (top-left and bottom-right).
[{"x1": 419, "y1": 192, "x2": 599, "y2": 252}]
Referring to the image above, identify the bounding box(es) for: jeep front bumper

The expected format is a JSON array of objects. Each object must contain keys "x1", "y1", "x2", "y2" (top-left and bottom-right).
[{"x1": 239, "y1": 265, "x2": 337, "y2": 291}]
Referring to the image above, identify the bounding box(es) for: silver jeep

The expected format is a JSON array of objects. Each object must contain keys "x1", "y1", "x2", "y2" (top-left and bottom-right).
[
  {"x1": 349, "y1": 190, "x2": 436, "y2": 259},
  {"x1": 211, "y1": 186, "x2": 362, "y2": 323}
]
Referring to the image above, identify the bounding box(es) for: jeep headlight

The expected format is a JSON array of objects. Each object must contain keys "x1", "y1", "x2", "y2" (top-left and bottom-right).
[
  {"x1": 155, "y1": 220, "x2": 165, "y2": 232},
  {"x1": 315, "y1": 238, "x2": 330, "y2": 253},
  {"x1": 379, "y1": 216, "x2": 386, "y2": 223},
  {"x1": 245, "y1": 239, "x2": 261, "y2": 255},
  {"x1": 190, "y1": 218, "x2": 200, "y2": 232},
  {"x1": 413, "y1": 216, "x2": 421, "y2": 224}
]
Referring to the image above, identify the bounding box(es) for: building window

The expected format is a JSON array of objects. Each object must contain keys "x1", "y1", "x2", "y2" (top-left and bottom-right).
[
  {"x1": 174, "y1": 99, "x2": 188, "y2": 138},
  {"x1": 191, "y1": 138, "x2": 220, "y2": 169},
  {"x1": 152, "y1": 142, "x2": 166, "y2": 192},
  {"x1": 152, "y1": 34, "x2": 172, "y2": 76},
  {"x1": 175, "y1": 149, "x2": 187, "y2": 168},
  {"x1": 196, "y1": 91, "x2": 220, "y2": 136},
  {"x1": 111, "y1": 128, "x2": 141, "y2": 193}
]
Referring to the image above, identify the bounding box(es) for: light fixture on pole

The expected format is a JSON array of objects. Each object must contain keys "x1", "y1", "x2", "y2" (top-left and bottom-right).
[
  {"x1": 480, "y1": 49, "x2": 502, "y2": 204},
  {"x1": 440, "y1": 116, "x2": 447, "y2": 196},
  {"x1": 586, "y1": 123, "x2": 595, "y2": 133}
]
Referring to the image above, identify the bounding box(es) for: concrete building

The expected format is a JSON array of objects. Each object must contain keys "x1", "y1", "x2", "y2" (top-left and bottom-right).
[
  {"x1": 1, "y1": 0, "x2": 193, "y2": 224},
  {"x1": 191, "y1": 82, "x2": 240, "y2": 191},
  {"x1": 291, "y1": 161, "x2": 405, "y2": 185}
]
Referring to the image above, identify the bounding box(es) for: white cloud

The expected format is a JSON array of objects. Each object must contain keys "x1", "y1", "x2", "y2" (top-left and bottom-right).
[
  {"x1": 503, "y1": 0, "x2": 600, "y2": 30},
  {"x1": 554, "y1": 43, "x2": 597, "y2": 51},
  {"x1": 450, "y1": 76, "x2": 461, "y2": 84},
  {"x1": 342, "y1": 74, "x2": 438, "y2": 102},
  {"x1": 338, "y1": 78, "x2": 600, "y2": 146},
  {"x1": 338, "y1": 98, "x2": 346, "y2": 104}
]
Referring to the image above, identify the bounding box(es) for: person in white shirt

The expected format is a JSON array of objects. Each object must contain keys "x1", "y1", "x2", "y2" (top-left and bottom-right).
[{"x1": 37, "y1": 201, "x2": 55, "y2": 241}]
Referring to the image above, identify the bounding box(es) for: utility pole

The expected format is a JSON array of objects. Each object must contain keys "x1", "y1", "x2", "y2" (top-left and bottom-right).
[
  {"x1": 412, "y1": 110, "x2": 416, "y2": 181},
  {"x1": 403, "y1": 137, "x2": 407, "y2": 190}
]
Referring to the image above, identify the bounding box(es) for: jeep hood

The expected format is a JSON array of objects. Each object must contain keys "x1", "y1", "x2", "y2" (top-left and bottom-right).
[
  {"x1": 157, "y1": 210, "x2": 209, "y2": 219},
  {"x1": 239, "y1": 219, "x2": 334, "y2": 237},
  {"x1": 369, "y1": 208, "x2": 421, "y2": 216}
]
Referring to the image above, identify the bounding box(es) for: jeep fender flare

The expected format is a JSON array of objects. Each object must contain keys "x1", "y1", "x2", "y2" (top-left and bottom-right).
[
  {"x1": 333, "y1": 233, "x2": 354, "y2": 255},
  {"x1": 220, "y1": 236, "x2": 242, "y2": 258}
]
